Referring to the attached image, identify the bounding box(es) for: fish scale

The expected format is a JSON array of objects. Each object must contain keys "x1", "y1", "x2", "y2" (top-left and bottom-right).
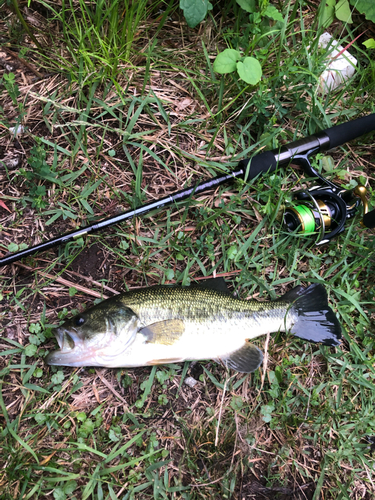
[{"x1": 119, "y1": 286, "x2": 287, "y2": 321}]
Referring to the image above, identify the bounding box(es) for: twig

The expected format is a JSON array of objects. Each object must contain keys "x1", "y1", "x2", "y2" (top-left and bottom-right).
[
  {"x1": 192, "y1": 475, "x2": 226, "y2": 488},
  {"x1": 259, "y1": 331, "x2": 270, "y2": 393},
  {"x1": 14, "y1": 262, "x2": 110, "y2": 299},
  {"x1": 95, "y1": 369, "x2": 129, "y2": 411},
  {"x1": 3, "y1": 46, "x2": 44, "y2": 79},
  {"x1": 215, "y1": 372, "x2": 233, "y2": 447}
]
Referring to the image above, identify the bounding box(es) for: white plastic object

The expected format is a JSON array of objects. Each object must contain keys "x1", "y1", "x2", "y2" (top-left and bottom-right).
[
  {"x1": 9, "y1": 125, "x2": 26, "y2": 135},
  {"x1": 184, "y1": 376, "x2": 198, "y2": 388},
  {"x1": 317, "y1": 32, "x2": 357, "y2": 94}
]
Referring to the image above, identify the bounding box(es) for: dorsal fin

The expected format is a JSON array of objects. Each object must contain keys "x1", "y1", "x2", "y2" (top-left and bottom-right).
[{"x1": 191, "y1": 277, "x2": 230, "y2": 294}]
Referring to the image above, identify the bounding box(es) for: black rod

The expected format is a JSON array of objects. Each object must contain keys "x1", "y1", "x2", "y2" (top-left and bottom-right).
[
  {"x1": 1, "y1": 113, "x2": 375, "y2": 266},
  {"x1": 0, "y1": 169, "x2": 244, "y2": 266}
]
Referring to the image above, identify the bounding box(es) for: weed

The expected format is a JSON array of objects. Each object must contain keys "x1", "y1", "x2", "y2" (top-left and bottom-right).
[
  {"x1": 35, "y1": 0, "x2": 167, "y2": 82},
  {"x1": 319, "y1": 0, "x2": 375, "y2": 27},
  {"x1": 180, "y1": 0, "x2": 213, "y2": 28},
  {"x1": 1, "y1": 72, "x2": 26, "y2": 131},
  {"x1": 20, "y1": 143, "x2": 58, "y2": 209},
  {"x1": 214, "y1": 48, "x2": 263, "y2": 85}
]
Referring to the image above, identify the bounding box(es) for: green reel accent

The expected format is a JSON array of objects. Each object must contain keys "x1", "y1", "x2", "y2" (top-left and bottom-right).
[{"x1": 292, "y1": 205, "x2": 316, "y2": 233}]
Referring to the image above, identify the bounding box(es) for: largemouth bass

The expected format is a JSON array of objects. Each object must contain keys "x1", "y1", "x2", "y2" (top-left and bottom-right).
[{"x1": 46, "y1": 281, "x2": 341, "y2": 373}]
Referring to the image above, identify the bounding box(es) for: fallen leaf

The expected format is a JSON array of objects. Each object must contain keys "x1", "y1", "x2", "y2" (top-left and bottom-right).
[
  {"x1": 0, "y1": 200, "x2": 11, "y2": 212},
  {"x1": 175, "y1": 98, "x2": 193, "y2": 111}
]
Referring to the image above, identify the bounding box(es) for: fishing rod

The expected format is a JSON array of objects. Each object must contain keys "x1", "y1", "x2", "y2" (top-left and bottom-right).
[{"x1": 1, "y1": 113, "x2": 375, "y2": 266}]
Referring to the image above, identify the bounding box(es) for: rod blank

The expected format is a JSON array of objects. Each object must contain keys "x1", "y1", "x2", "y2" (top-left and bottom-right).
[{"x1": 1, "y1": 113, "x2": 375, "y2": 266}]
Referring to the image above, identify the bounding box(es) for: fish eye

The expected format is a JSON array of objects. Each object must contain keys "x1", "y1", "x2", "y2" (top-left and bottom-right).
[{"x1": 75, "y1": 316, "x2": 85, "y2": 327}]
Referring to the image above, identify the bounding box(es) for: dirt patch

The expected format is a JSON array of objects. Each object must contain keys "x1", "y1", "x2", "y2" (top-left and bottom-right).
[
  {"x1": 68, "y1": 243, "x2": 106, "y2": 279},
  {"x1": 239, "y1": 473, "x2": 315, "y2": 500}
]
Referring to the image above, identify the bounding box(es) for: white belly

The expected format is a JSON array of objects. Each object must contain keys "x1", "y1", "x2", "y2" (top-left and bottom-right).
[{"x1": 101, "y1": 313, "x2": 293, "y2": 368}]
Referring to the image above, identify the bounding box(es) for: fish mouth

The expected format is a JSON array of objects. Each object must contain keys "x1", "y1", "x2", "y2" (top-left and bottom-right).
[
  {"x1": 46, "y1": 327, "x2": 90, "y2": 367},
  {"x1": 51, "y1": 326, "x2": 82, "y2": 352},
  {"x1": 54, "y1": 327, "x2": 76, "y2": 350},
  {"x1": 46, "y1": 317, "x2": 139, "y2": 368}
]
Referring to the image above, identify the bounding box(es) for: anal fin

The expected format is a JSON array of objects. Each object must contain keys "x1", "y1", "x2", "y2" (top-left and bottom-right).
[
  {"x1": 140, "y1": 319, "x2": 185, "y2": 346},
  {"x1": 220, "y1": 342, "x2": 263, "y2": 373},
  {"x1": 147, "y1": 357, "x2": 184, "y2": 365}
]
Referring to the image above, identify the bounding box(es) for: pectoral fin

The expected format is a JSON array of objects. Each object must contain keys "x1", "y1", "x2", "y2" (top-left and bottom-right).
[
  {"x1": 140, "y1": 319, "x2": 185, "y2": 346},
  {"x1": 221, "y1": 342, "x2": 263, "y2": 373}
]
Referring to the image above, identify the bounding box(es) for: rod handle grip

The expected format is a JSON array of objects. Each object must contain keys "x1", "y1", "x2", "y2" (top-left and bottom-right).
[
  {"x1": 237, "y1": 151, "x2": 277, "y2": 180},
  {"x1": 323, "y1": 113, "x2": 375, "y2": 149}
]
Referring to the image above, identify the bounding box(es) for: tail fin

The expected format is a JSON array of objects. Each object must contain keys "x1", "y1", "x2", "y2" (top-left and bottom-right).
[{"x1": 283, "y1": 284, "x2": 341, "y2": 346}]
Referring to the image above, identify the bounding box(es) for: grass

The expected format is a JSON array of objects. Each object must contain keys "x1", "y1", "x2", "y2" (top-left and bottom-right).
[{"x1": 1, "y1": 0, "x2": 375, "y2": 498}]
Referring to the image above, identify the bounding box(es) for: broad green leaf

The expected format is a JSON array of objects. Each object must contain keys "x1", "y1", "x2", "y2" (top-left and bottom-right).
[
  {"x1": 236, "y1": 0, "x2": 256, "y2": 13},
  {"x1": 28, "y1": 334, "x2": 40, "y2": 345},
  {"x1": 7, "y1": 242, "x2": 19, "y2": 253},
  {"x1": 64, "y1": 481, "x2": 77, "y2": 495},
  {"x1": 179, "y1": 0, "x2": 213, "y2": 28},
  {"x1": 35, "y1": 413, "x2": 47, "y2": 425},
  {"x1": 236, "y1": 57, "x2": 262, "y2": 85},
  {"x1": 320, "y1": 0, "x2": 335, "y2": 28},
  {"x1": 165, "y1": 268, "x2": 174, "y2": 280},
  {"x1": 29, "y1": 323, "x2": 42, "y2": 334},
  {"x1": 53, "y1": 487, "x2": 65, "y2": 500},
  {"x1": 76, "y1": 412, "x2": 87, "y2": 422},
  {"x1": 350, "y1": 0, "x2": 375, "y2": 23},
  {"x1": 78, "y1": 418, "x2": 95, "y2": 438},
  {"x1": 24, "y1": 344, "x2": 37, "y2": 357},
  {"x1": 51, "y1": 370, "x2": 64, "y2": 385},
  {"x1": 261, "y1": 404, "x2": 275, "y2": 423},
  {"x1": 227, "y1": 245, "x2": 238, "y2": 259},
  {"x1": 363, "y1": 38, "x2": 375, "y2": 49},
  {"x1": 213, "y1": 49, "x2": 241, "y2": 74},
  {"x1": 335, "y1": 0, "x2": 352, "y2": 23},
  {"x1": 264, "y1": 4, "x2": 283, "y2": 22},
  {"x1": 109, "y1": 428, "x2": 121, "y2": 442}
]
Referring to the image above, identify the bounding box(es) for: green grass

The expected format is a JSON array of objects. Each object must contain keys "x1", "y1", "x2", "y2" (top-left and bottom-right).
[{"x1": 1, "y1": 0, "x2": 375, "y2": 498}]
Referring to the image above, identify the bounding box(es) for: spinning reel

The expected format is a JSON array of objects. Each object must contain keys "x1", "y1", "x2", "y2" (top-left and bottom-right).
[{"x1": 282, "y1": 150, "x2": 373, "y2": 245}]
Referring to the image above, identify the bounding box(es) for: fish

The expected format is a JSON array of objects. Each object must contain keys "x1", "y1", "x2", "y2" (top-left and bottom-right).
[{"x1": 45, "y1": 279, "x2": 341, "y2": 373}]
